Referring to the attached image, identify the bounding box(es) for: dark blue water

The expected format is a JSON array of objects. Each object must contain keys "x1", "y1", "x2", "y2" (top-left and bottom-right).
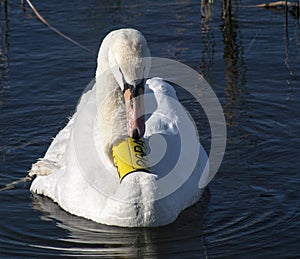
[{"x1": 1, "y1": 1, "x2": 299, "y2": 258}]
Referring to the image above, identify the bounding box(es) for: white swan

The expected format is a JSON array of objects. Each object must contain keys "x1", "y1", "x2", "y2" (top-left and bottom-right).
[{"x1": 30, "y1": 28, "x2": 208, "y2": 227}]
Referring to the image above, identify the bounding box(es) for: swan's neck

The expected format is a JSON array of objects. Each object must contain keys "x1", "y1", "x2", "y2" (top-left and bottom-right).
[
  {"x1": 95, "y1": 74, "x2": 127, "y2": 164},
  {"x1": 94, "y1": 29, "x2": 149, "y2": 163}
]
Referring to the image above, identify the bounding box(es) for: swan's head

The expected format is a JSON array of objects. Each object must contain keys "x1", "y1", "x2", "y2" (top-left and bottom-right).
[{"x1": 98, "y1": 28, "x2": 151, "y2": 139}]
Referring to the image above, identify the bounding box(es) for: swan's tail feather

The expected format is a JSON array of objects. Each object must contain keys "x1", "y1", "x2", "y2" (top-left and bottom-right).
[{"x1": 29, "y1": 159, "x2": 61, "y2": 177}]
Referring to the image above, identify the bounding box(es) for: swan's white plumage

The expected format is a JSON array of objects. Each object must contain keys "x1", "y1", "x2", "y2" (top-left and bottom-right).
[{"x1": 30, "y1": 29, "x2": 208, "y2": 227}]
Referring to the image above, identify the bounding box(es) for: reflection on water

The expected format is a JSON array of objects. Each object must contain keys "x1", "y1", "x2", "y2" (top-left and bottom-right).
[
  {"x1": 222, "y1": 5, "x2": 246, "y2": 96},
  {"x1": 221, "y1": 2, "x2": 247, "y2": 128},
  {"x1": 284, "y1": 6, "x2": 298, "y2": 87},
  {"x1": 199, "y1": 15, "x2": 215, "y2": 80},
  {"x1": 0, "y1": 0, "x2": 9, "y2": 100},
  {"x1": 30, "y1": 190, "x2": 210, "y2": 257},
  {"x1": 0, "y1": 2, "x2": 9, "y2": 170}
]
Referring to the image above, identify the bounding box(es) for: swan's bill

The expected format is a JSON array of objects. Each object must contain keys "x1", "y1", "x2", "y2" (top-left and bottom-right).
[{"x1": 124, "y1": 87, "x2": 145, "y2": 139}]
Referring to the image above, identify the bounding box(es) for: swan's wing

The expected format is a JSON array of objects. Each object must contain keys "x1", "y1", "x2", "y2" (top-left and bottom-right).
[
  {"x1": 144, "y1": 77, "x2": 181, "y2": 135},
  {"x1": 29, "y1": 118, "x2": 73, "y2": 176},
  {"x1": 30, "y1": 82, "x2": 115, "y2": 205},
  {"x1": 143, "y1": 77, "x2": 208, "y2": 219},
  {"x1": 29, "y1": 83, "x2": 95, "y2": 177},
  {"x1": 144, "y1": 77, "x2": 207, "y2": 181}
]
